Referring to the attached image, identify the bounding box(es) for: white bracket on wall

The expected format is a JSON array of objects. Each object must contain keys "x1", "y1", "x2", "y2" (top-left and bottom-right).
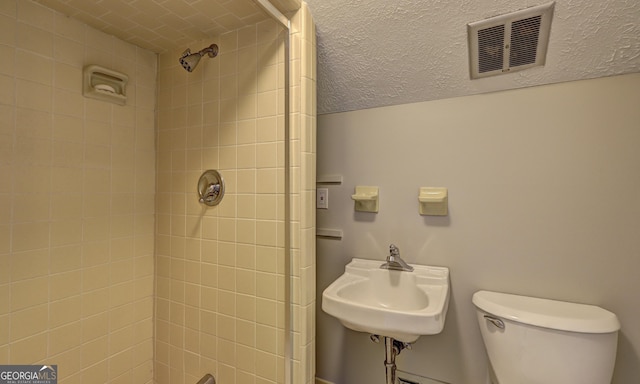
[
  {"x1": 316, "y1": 228, "x2": 343, "y2": 239},
  {"x1": 351, "y1": 186, "x2": 379, "y2": 213},
  {"x1": 418, "y1": 187, "x2": 448, "y2": 216},
  {"x1": 317, "y1": 174, "x2": 343, "y2": 184}
]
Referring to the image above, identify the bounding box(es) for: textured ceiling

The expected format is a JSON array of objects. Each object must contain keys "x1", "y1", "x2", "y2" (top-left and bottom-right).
[
  {"x1": 34, "y1": 0, "x2": 640, "y2": 114},
  {"x1": 304, "y1": 0, "x2": 640, "y2": 114},
  {"x1": 34, "y1": 0, "x2": 300, "y2": 53}
]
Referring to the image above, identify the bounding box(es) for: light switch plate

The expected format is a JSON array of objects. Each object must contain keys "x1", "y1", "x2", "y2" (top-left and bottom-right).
[{"x1": 317, "y1": 188, "x2": 328, "y2": 209}]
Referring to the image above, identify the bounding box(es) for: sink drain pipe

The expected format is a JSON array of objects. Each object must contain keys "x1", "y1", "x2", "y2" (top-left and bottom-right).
[
  {"x1": 371, "y1": 335, "x2": 411, "y2": 384},
  {"x1": 384, "y1": 336, "x2": 398, "y2": 384}
]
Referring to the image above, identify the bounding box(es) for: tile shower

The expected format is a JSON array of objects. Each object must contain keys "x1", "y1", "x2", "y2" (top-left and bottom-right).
[{"x1": 0, "y1": 1, "x2": 316, "y2": 383}]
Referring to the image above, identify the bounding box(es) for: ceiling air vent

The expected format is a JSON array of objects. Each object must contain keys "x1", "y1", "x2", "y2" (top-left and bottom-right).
[{"x1": 468, "y1": 2, "x2": 555, "y2": 79}]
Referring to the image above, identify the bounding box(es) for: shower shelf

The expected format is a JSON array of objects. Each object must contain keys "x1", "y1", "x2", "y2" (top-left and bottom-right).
[{"x1": 83, "y1": 65, "x2": 128, "y2": 105}]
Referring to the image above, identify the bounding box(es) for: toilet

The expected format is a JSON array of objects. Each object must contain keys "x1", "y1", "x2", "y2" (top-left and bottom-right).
[{"x1": 473, "y1": 290, "x2": 620, "y2": 384}]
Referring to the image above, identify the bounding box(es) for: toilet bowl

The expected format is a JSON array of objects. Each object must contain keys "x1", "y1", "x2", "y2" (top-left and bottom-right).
[{"x1": 473, "y1": 290, "x2": 620, "y2": 384}]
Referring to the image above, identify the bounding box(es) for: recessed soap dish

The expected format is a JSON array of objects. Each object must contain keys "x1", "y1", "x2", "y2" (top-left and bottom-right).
[{"x1": 83, "y1": 65, "x2": 128, "y2": 105}]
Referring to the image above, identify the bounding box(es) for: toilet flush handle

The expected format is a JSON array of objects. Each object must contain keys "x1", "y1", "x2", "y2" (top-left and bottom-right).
[{"x1": 484, "y1": 315, "x2": 505, "y2": 329}]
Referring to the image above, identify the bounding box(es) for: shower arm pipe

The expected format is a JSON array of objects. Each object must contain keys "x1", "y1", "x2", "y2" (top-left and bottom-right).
[
  {"x1": 200, "y1": 44, "x2": 218, "y2": 57},
  {"x1": 254, "y1": 0, "x2": 290, "y2": 29}
]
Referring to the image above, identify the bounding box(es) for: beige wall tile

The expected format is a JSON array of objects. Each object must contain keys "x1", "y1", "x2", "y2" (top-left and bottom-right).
[
  {"x1": 238, "y1": 94, "x2": 257, "y2": 120},
  {"x1": 10, "y1": 249, "x2": 49, "y2": 281},
  {"x1": 256, "y1": 246, "x2": 277, "y2": 273},
  {"x1": 256, "y1": 272, "x2": 277, "y2": 300},
  {"x1": 217, "y1": 290, "x2": 235, "y2": 317},
  {"x1": 53, "y1": 36, "x2": 84, "y2": 67},
  {"x1": 10, "y1": 304, "x2": 48, "y2": 341},
  {"x1": 258, "y1": 65, "x2": 277, "y2": 93},
  {"x1": 256, "y1": 220, "x2": 277, "y2": 247},
  {"x1": 15, "y1": 136, "x2": 52, "y2": 167},
  {"x1": 110, "y1": 325, "x2": 134, "y2": 354},
  {"x1": 255, "y1": 349, "x2": 277, "y2": 381},
  {"x1": 255, "y1": 195, "x2": 277, "y2": 220},
  {"x1": 255, "y1": 298, "x2": 277, "y2": 327},
  {"x1": 15, "y1": 49, "x2": 53, "y2": 85},
  {"x1": 0, "y1": 285, "x2": 8, "y2": 316},
  {"x1": 1, "y1": 1, "x2": 217, "y2": 379},
  {"x1": 237, "y1": 119, "x2": 256, "y2": 144},
  {"x1": 0, "y1": 75, "x2": 14, "y2": 105},
  {"x1": 256, "y1": 324, "x2": 277, "y2": 354},
  {"x1": 149, "y1": 5, "x2": 314, "y2": 384},
  {"x1": 236, "y1": 269, "x2": 255, "y2": 295},
  {"x1": 52, "y1": 346, "x2": 82, "y2": 380},
  {"x1": 217, "y1": 242, "x2": 236, "y2": 267},
  {"x1": 236, "y1": 195, "x2": 256, "y2": 219},
  {"x1": 16, "y1": 22, "x2": 53, "y2": 56},
  {"x1": 0, "y1": 13, "x2": 15, "y2": 46},
  {"x1": 81, "y1": 360, "x2": 108, "y2": 383},
  {"x1": 10, "y1": 332, "x2": 48, "y2": 363},
  {"x1": 49, "y1": 321, "x2": 82, "y2": 356},
  {"x1": 237, "y1": 219, "x2": 256, "y2": 244},
  {"x1": 236, "y1": 244, "x2": 255, "y2": 270},
  {"x1": 51, "y1": 194, "x2": 83, "y2": 221},
  {"x1": 49, "y1": 270, "x2": 81, "y2": 301},
  {"x1": 236, "y1": 294, "x2": 255, "y2": 322},
  {"x1": 82, "y1": 265, "x2": 109, "y2": 292},
  {"x1": 256, "y1": 143, "x2": 277, "y2": 168},
  {"x1": 81, "y1": 288, "x2": 109, "y2": 317},
  {"x1": 236, "y1": 170, "x2": 256, "y2": 194},
  {"x1": 50, "y1": 219, "x2": 83, "y2": 247},
  {"x1": 82, "y1": 336, "x2": 108, "y2": 368},
  {"x1": 256, "y1": 91, "x2": 277, "y2": 118},
  {"x1": 236, "y1": 319, "x2": 255, "y2": 347},
  {"x1": 50, "y1": 295, "x2": 81, "y2": 328},
  {"x1": 11, "y1": 276, "x2": 49, "y2": 311}
]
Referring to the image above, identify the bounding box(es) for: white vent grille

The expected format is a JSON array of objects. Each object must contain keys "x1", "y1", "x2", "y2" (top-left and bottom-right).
[
  {"x1": 468, "y1": 2, "x2": 555, "y2": 79},
  {"x1": 477, "y1": 24, "x2": 505, "y2": 73}
]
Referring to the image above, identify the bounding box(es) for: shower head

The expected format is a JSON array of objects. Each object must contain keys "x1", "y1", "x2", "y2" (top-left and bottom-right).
[{"x1": 179, "y1": 43, "x2": 219, "y2": 72}]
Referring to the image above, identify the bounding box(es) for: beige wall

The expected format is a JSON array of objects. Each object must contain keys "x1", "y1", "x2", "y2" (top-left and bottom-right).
[
  {"x1": 0, "y1": 2, "x2": 316, "y2": 384},
  {"x1": 316, "y1": 73, "x2": 640, "y2": 383},
  {"x1": 0, "y1": 1, "x2": 156, "y2": 383},
  {"x1": 289, "y1": 4, "x2": 317, "y2": 384},
  {"x1": 153, "y1": 5, "x2": 317, "y2": 382},
  {"x1": 154, "y1": 8, "x2": 317, "y2": 381}
]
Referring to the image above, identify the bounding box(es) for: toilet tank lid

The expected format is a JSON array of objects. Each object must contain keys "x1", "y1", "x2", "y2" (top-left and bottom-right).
[{"x1": 472, "y1": 290, "x2": 620, "y2": 333}]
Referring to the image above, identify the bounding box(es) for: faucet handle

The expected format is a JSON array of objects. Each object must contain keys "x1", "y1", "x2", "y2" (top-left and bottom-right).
[{"x1": 382, "y1": 244, "x2": 414, "y2": 272}]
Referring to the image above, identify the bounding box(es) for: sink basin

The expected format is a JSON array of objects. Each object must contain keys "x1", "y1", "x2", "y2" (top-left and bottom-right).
[{"x1": 322, "y1": 258, "x2": 450, "y2": 342}]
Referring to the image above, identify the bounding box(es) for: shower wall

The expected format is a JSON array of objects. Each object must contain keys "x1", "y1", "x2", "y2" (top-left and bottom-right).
[
  {"x1": 155, "y1": 20, "x2": 289, "y2": 384},
  {"x1": 0, "y1": 1, "x2": 156, "y2": 383},
  {"x1": 1, "y1": 1, "x2": 316, "y2": 384},
  {"x1": 289, "y1": 5, "x2": 317, "y2": 384},
  {"x1": 153, "y1": 3, "x2": 317, "y2": 383}
]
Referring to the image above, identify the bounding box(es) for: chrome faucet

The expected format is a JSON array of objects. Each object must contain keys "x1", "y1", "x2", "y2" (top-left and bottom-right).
[{"x1": 380, "y1": 244, "x2": 414, "y2": 272}]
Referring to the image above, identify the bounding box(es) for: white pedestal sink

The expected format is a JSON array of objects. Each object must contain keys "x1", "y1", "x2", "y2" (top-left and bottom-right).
[{"x1": 322, "y1": 258, "x2": 450, "y2": 343}]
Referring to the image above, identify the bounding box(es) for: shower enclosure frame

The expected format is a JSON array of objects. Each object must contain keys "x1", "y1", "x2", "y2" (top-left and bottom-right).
[{"x1": 252, "y1": 2, "x2": 293, "y2": 384}]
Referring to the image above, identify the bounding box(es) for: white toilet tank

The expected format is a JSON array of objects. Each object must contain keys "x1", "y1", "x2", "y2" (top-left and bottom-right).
[{"x1": 473, "y1": 290, "x2": 620, "y2": 384}]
